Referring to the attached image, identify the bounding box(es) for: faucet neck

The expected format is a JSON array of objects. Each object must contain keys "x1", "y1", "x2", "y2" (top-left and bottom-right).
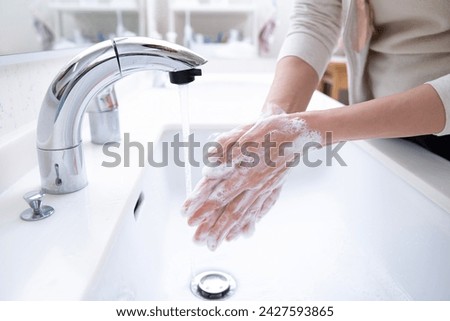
[{"x1": 36, "y1": 37, "x2": 206, "y2": 194}]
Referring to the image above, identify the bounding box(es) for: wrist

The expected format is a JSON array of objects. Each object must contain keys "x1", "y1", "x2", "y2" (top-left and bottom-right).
[
  {"x1": 260, "y1": 102, "x2": 288, "y2": 117},
  {"x1": 262, "y1": 100, "x2": 309, "y2": 115},
  {"x1": 290, "y1": 109, "x2": 344, "y2": 146}
]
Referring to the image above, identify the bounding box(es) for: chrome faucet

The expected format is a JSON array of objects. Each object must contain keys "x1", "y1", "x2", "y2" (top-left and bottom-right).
[
  {"x1": 87, "y1": 85, "x2": 121, "y2": 145},
  {"x1": 37, "y1": 37, "x2": 207, "y2": 194}
]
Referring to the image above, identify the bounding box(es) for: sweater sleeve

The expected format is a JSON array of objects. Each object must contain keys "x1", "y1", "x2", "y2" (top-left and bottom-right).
[
  {"x1": 427, "y1": 74, "x2": 450, "y2": 136},
  {"x1": 278, "y1": 0, "x2": 343, "y2": 78}
]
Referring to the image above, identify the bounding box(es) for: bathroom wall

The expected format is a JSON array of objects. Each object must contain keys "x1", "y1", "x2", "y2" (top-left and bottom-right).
[
  {"x1": 0, "y1": 51, "x2": 82, "y2": 193},
  {"x1": 0, "y1": 0, "x2": 41, "y2": 55},
  {"x1": 0, "y1": 56, "x2": 70, "y2": 138}
]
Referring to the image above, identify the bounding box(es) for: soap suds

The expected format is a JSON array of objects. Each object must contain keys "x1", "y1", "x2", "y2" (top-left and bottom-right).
[
  {"x1": 184, "y1": 114, "x2": 324, "y2": 250},
  {"x1": 202, "y1": 163, "x2": 234, "y2": 179}
]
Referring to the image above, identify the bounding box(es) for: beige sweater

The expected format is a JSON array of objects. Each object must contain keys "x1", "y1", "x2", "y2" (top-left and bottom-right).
[{"x1": 278, "y1": 0, "x2": 450, "y2": 136}]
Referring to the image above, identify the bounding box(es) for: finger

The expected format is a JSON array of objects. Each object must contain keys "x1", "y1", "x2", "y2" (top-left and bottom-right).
[
  {"x1": 193, "y1": 207, "x2": 224, "y2": 243},
  {"x1": 218, "y1": 117, "x2": 293, "y2": 169},
  {"x1": 225, "y1": 219, "x2": 256, "y2": 241},
  {"x1": 256, "y1": 186, "x2": 283, "y2": 221},
  {"x1": 206, "y1": 191, "x2": 254, "y2": 251},
  {"x1": 215, "y1": 124, "x2": 253, "y2": 147},
  {"x1": 191, "y1": 161, "x2": 283, "y2": 228},
  {"x1": 201, "y1": 163, "x2": 235, "y2": 180},
  {"x1": 206, "y1": 185, "x2": 270, "y2": 250},
  {"x1": 185, "y1": 138, "x2": 281, "y2": 223},
  {"x1": 224, "y1": 189, "x2": 270, "y2": 241},
  {"x1": 225, "y1": 215, "x2": 248, "y2": 241},
  {"x1": 219, "y1": 121, "x2": 272, "y2": 166},
  {"x1": 226, "y1": 191, "x2": 272, "y2": 241},
  {"x1": 225, "y1": 226, "x2": 242, "y2": 242},
  {"x1": 187, "y1": 199, "x2": 222, "y2": 226},
  {"x1": 221, "y1": 168, "x2": 287, "y2": 243},
  {"x1": 208, "y1": 124, "x2": 253, "y2": 162},
  {"x1": 242, "y1": 220, "x2": 256, "y2": 237},
  {"x1": 225, "y1": 221, "x2": 253, "y2": 242},
  {"x1": 225, "y1": 188, "x2": 278, "y2": 242},
  {"x1": 187, "y1": 172, "x2": 249, "y2": 225},
  {"x1": 225, "y1": 180, "x2": 284, "y2": 242},
  {"x1": 181, "y1": 177, "x2": 222, "y2": 217}
]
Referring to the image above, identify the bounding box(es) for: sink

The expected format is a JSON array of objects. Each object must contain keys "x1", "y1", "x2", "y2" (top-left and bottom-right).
[
  {"x1": 1, "y1": 72, "x2": 449, "y2": 300},
  {"x1": 85, "y1": 125, "x2": 450, "y2": 300}
]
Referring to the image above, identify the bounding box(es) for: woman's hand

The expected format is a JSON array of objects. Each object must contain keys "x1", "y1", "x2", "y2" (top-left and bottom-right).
[{"x1": 182, "y1": 113, "x2": 322, "y2": 251}]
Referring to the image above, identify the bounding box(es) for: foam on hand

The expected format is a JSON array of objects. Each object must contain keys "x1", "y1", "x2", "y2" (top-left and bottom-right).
[
  {"x1": 282, "y1": 117, "x2": 323, "y2": 157},
  {"x1": 202, "y1": 163, "x2": 234, "y2": 179},
  {"x1": 183, "y1": 113, "x2": 324, "y2": 251}
]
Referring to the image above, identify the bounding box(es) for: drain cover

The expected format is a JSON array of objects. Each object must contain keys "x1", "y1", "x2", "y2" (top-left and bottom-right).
[{"x1": 191, "y1": 271, "x2": 236, "y2": 300}]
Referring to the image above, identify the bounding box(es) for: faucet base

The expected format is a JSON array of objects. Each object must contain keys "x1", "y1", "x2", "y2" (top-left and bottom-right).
[
  {"x1": 88, "y1": 109, "x2": 121, "y2": 145},
  {"x1": 37, "y1": 145, "x2": 88, "y2": 194}
]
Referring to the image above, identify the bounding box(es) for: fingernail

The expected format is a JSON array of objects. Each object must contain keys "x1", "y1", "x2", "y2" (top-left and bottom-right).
[
  {"x1": 180, "y1": 207, "x2": 189, "y2": 217},
  {"x1": 193, "y1": 235, "x2": 206, "y2": 245},
  {"x1": 184, "y1": 202, "x2": 204, "y2": 220},
  {"x1": 188, "y1": 217, "x2": 200, "y2": 226},
  {"x1": 195, "y1": 229, "x2": 209, "y2": 243},
  {"x1": 243, "y1": 224, "x2": 256, "y2": 238},
  {"x1": 207, "y1": 237, "x2": 218, "y2": 251},
  {"x1": 207, "y1": 146, "x2": 218, "y2": 154},
  {"x1": 189, "y1": 212, "x2": 210, "y2": 225},
  {"x1": 226, "y1": 232, "x2": 238, "y2": 242}
]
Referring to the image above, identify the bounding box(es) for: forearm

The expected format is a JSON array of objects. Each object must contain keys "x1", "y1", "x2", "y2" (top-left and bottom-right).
[
  {"x1": 300, "y1": 84, "x2": 447, "y2": 144},
  {"x1": 263, "y1": 56, "x2": 319, "y2": 114}
]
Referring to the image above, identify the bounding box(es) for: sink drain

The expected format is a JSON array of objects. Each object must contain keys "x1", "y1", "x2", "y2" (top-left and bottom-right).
[{"x1": 191, "y1": 271, "x2": 236, "y2": 300}]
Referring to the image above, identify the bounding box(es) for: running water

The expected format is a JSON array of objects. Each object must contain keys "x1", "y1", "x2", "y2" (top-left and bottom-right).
[
  {"x1": 178, "y1": 84, "x2": 193, "y2": 197},
  {"x1": 178, "y1": 84, "x2": 197, "y2": 280}
]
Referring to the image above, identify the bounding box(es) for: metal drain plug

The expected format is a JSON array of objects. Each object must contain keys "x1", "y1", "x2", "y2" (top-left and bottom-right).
[{"x1": 191, "y1": 271, "x2": 236, "y2": 300}]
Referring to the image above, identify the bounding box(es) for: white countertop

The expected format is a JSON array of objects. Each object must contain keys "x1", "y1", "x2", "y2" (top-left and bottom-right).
[{"x1": 0, "y1": 71, "x2": 449, "y2": 300}]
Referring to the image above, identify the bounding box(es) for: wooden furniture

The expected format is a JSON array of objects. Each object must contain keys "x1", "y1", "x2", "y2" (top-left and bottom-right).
[{"x1": 318, "y1": 56, "x2": 348, "y2": 102}]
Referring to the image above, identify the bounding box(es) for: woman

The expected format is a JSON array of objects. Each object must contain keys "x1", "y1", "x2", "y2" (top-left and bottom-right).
[{"x1": 182, "y1": 0, "x2": 450, "y2": 251}]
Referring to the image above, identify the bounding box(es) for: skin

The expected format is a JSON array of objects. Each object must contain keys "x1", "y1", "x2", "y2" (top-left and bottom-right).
[{"x1": 182, "y1": 56, "x2": 447, "y2": 251}]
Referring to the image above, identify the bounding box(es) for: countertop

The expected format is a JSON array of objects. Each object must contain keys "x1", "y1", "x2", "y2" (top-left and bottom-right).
[{"x1": 0, "y1": 71, "x2": 449, "y2": 299}]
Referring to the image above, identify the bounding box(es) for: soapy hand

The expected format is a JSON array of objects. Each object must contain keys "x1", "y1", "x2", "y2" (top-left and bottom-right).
[{"x1": 182, "y1": 112, "x2": 321, "y2": 251}]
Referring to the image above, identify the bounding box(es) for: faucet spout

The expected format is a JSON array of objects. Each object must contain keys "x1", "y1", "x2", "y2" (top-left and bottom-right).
[{"x1": 37, "y1": 37, "x2": 206, "y2": 194}]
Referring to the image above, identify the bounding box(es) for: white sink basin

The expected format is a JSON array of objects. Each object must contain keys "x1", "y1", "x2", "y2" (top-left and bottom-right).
[
  {"x1": 1, "y1": 71, "x2": 449, "y2": 301},
  {"x1": 85, "y1": 125, "x2": 450, "y2": 300}
]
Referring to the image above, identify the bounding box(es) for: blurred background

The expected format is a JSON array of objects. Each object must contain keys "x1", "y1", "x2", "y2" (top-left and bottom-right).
[{"x1": 0, "y1": 0, "x2": 294, "y2": 59}]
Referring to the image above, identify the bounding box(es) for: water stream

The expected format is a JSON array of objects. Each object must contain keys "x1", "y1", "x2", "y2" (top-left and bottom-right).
[
  {"x1": 178, "y1": 84, "x2": 197, "y2": 281},
  {"x1": 178, "y1": 84, "x2": 235, "y2": 298},
  {"x1": 178, "y1": 84, "x2": 193, "y2": 197}
]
